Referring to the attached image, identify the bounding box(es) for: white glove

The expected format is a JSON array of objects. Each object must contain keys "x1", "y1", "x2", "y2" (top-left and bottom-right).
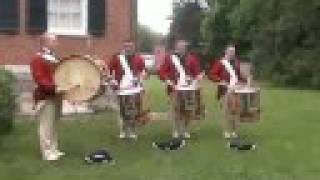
[
  {"x1": 192, "y1": 79, "x2": 199, "y2": 88},
  {"x1": 109, "y1": 80, "x2": 118, "y2": 86}
]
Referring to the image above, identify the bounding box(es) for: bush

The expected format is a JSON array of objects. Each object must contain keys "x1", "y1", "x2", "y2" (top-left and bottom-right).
[{"x1": 0, "y1": 69, "x2": 17, "y2": 134}]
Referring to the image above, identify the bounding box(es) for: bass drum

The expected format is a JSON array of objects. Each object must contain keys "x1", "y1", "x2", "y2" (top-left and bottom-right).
[{"x1": 55, "y1": 55, "x2": 102, "y2": 102}]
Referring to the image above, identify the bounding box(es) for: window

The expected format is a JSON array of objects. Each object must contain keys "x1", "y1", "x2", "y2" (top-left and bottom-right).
[
  {"x1": 0, "y1": 0, "x2": 19, "y2": 33},
  {"x1": 48, "y1": 0, "x2": 88, "y2": 35}
]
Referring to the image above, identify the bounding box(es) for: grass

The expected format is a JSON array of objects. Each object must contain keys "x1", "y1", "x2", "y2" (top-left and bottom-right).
[{"x1": 0, "y1": 76, "x2": 320, "y2": 180}]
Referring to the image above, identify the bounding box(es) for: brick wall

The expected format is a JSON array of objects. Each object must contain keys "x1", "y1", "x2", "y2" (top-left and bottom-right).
[{"x1": 0, "y1": 0, "x2": 137, "y2": 65}]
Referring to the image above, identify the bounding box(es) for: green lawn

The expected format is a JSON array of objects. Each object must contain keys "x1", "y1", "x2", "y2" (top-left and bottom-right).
[{"x1": 1, "y1": 77, "x2": 320, "y2": 180}]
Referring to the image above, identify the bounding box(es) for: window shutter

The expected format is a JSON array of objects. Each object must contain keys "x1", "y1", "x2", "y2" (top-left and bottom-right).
[
  {"x1": 27, "y1": 0, "x2": 47, "y2": 33},
  {"x1": 88, "y1": 0, "x2": 106, "y2": 36},
  {"x1": 0, "y1": 0, "x2": 19, "y2": 33}
]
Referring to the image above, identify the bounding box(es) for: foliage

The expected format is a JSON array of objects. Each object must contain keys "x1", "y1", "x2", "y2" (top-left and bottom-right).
[
  {"x1": 0, "y1": 69, "x2": 16, "y2": 134},
  {"x1": 137, "y1": 24, "x2": 163, "y2": 53},
  {"x1": 169, "y1": 1, "x2": 207, "y2": 50},
  {"x1": 202, "y1": 0, "x2": 320, "y2": 88},
  {"x1": 201, "y1": 0, "x2": 240, "y2": 57}
]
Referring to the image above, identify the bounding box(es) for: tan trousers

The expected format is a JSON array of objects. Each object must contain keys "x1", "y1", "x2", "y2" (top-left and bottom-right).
[
  {"x1": 116, "y1": 97, "x2": 137, "y2": 136},
  {"x1": 37, "y1": 97, "x2": 61, "y2": 157},
  {"x1": 117, "y1": 108, "x2": 137, "y2": 136},
  {"x1": 169, "y1": 95, "x2": 192, "y2": 137},
  {"x1": 219, "y1": 92, "x2": 240, "y2": 134}
]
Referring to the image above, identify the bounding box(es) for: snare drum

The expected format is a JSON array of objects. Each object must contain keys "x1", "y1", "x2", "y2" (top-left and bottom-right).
[
  {"x1": 118, "y1": 88, "x2": 148, "y2": 124},
  {"x1": 174, "y1": 86, "x2": 204, "y2": 121},
  {"x1": 230, "y1": 86, "x2": 261, "y2": 123}
]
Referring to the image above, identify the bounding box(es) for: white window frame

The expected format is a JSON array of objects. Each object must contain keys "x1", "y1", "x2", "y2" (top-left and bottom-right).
[{"x1": 47, "y1": 0, "x2": 88, "y2": 36}]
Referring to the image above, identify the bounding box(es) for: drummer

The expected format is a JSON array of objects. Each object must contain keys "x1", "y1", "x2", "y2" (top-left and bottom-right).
[
  {"x1": 208, "y1": 43, "x2": 244, "y2": 139},
  {"x1": 108, "y1": 40, "x2": 147, "y2": 139},
  {"x1": 30, "y1": 34, "x2": 65, "y2": 161},
  {"x1": 159, "y1": 40, "x2": 202, "y2": 139}
]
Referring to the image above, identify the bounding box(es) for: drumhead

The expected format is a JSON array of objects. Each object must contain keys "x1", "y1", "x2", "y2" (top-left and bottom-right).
[{"x1": 55, "y1": 55, "x2": 102, "y2": 101}]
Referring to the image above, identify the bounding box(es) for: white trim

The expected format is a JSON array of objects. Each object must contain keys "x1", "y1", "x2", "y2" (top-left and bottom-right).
[
  {"x1": 118, "y1": 55, "x2": 135, "y2": 89},
  {"x1": 82, "y1": 0, "x2": 88, "y2": 35},
  {"x1": 221, "y1": 59, "x2": 238, "y2": 87},
  {"x1": 171, "y1": 55, "x2": 187, "y2": 86},
  {"x1": 3, "y1": 65, "x2": 30, "y2": 73}
]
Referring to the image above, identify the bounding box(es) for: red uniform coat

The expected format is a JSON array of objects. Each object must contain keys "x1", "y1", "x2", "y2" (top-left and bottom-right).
[
  {"x1": 208, "y1": 57, "x2": 243, "y2": 99},
  {"x1": 108, "y1": 54, "x2": 145, "y2": 83},
  {"x1": 159, "y1": 52, "x2": 201, "y2": 94},
  {"x1": 30, "y1": 54, "x2": 56, "y2": 104},
  {"x1": 207, "y1": 58, "x2": 242, "y2": 83}
]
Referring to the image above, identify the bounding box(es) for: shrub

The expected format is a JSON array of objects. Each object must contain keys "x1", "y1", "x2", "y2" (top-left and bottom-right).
[{"x1": 0, "y1": 69, "x2": 17, "y2": 134}]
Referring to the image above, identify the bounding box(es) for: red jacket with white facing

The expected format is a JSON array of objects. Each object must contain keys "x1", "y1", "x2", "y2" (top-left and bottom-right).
[
  {"x1": 207, "y1": 57, "x2": 242, "y2": 83},
  {"x1": 30, "y1": 53, "x2": 56, "y2": 104},
  {"x1": 159, "y1": 52, "x2": 201, "y2": 94},
  {"x1": 207, "y1": 57, "x2": 243, "y2": 99},
  {"x1": 108, "y1": 54, "x2": 145, "y2": 83}
]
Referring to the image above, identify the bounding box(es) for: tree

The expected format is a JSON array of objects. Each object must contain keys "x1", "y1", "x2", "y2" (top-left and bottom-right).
[
  {"x1": 202, "y1": 0, "x2": 240, "y2": 57},
  {"x1": 169, "y1": 1, "x2": 207, "y2": 50},
  {"x1": 137, "y1": 24, "x2": 162, "y2": 53},
  {"x1": 202, "y1": 0, "x2": 320, "y2": 88}
]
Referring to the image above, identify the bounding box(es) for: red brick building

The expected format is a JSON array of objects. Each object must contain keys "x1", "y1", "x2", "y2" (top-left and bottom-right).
[{"x1": 0, "y1": 0, "x2": 137, "y2": 65}]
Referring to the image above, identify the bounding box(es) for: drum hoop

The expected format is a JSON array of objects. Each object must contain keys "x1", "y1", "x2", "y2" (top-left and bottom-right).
[
  {"x1": 174, "y1": 86, "x2": 200, "y2": 91},
  {"x1": 117, "y1": 88, "x2": 143, "y2": 96},
  {"x1": 57, "y1": 54, "x2": 102, "y2": 75},
  {"x1": 234, "y1": 87, "x2": 260, "y2": 94},
  {"x1": 175, "y1": 87, "x2": 199, "y2": 91}
]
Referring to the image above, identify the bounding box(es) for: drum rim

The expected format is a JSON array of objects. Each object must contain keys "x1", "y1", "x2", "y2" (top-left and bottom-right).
[
  {"x1": 58, "y1": 54, "x2": 102, "y2": 73},
  {"x1": 234, "y1": 87, "x2": 260, "y2": 93},
  {"x1": 117, "y1": 87, "x2": 143, "y2": 96},
  {"x1": 175, "y1": 85, "x2": 200, "y2": 91}
]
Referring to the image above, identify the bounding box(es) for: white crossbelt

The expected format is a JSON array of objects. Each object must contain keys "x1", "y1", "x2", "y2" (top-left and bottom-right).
[
  {"x1": 171, "y1": 55, "x2": 187, "y2": 86},
  {"x1": 221, "y1": 59, "x2": 238, "y2": 87},
  {"x1": 119, "y1": 55, "x2": 134, "y2": 89}
]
